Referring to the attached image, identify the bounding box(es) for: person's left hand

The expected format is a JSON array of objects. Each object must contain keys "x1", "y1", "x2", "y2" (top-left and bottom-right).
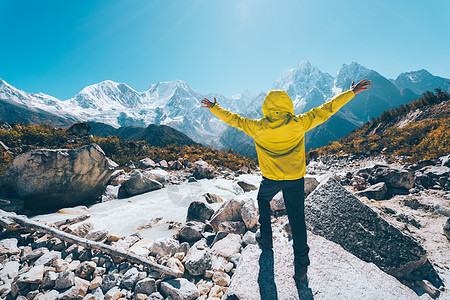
[{"x1": 201, "y1": 97, "x2": 217, "y2": 109}]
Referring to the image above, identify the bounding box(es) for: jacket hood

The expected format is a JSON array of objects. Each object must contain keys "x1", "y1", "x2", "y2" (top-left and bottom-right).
[{"x1": 262, "y1": 90, "x2": 294, "y2": 119}]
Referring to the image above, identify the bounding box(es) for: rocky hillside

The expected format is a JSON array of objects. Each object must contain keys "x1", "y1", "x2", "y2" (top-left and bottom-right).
[{"x1": 310, "y1": 89, "x2": 450, "y2": 162}]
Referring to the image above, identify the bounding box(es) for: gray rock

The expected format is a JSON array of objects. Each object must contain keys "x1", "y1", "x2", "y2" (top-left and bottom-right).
[
  {"x1": 242, "y1": 231, "x2": 257, "y2": 246},
  {"x1": 91, "y1": 287, "x2": 104, "y2": 300},
  {"x1": 54, "y1": 270, "x2": 75, "y2": 290},
  {"x1": 134, "y1": 278, "x2": 157, "y2": 295},
  {"x1": 85, "y1": 229, "x2": 108, "y2": 242},
  {"x1": 0, "y1": 144, "x2": 117, "y2": 210},
  {"x1": 444, "y1": 218, "x2": 450, "y2": 240},
  {"x1": 35, "y1": 290, "x2": 59, "y2": 300},
  {"x1": 0, "y1": 261, "x2": 20, "y2": 283},
  {"x1": 240, "y1": 198, "x2": 258, "y2": 229},
  {"x1": 74, "y1": 261, "x2": 96, "y2": 279},
  {"x1": 104, "y1": 286, "x2": 122, "y2": 300},
  {"x1": 371, "y1": 166, "x2": 415, "y2": 189},
  {"x1": 120, "y1": 267, "x2": 145, "y2": 290},
  {"x1": 355, "y1": 182, "x2": 388, "y2": 200},
  {"x1": 72, "y1": 222, "x2": 95, "y2": 238},
  {"x1": 209, "y1": 199, "x2": 243, "y2": 232},
  {"x1": 160, "y1": 278, "x2": 200, "y2": 300},
  {"x1": 0, "y1": 238, "x2": 20, "y2": 255},
  {"x1": 100, "y1": 274, "x2": 120, "y2": 294},
  {"x1": 237, "y1": 181, "x2": 258, "y2": 192},
  {"x1": 16, "y1": 264, "x2": 44, "y2": 284},
  {"x1": 149, "y1": 238, "x2": 180, "y2": 257},
  {"x1": 42, "y1": 271, "x2": 58, "y2": 289},
  {"x1": 184, "y1": 239, "x2": 212, "y2": 276},
  {"x1": 148, "y1": 292, "x2": 164, "y2": 300},
  {"x1": 305, "y1": 178, "x2": 428, "y2": 278},
  {"x1": 304, "y1": 176, "x2": 319, "y2": 195},
  {"x1": 192, "y1": 160, "x2": 215, "y2": 179},
  {"x1": 186, "y1": 201, "x2": 214, "y2": 222},
  {"x1": 434, "y1": 203, "x2": 450, "y2": 217},
  {"x1": 21, "y1": 247, "x2": 48, "y2": 261},
  {"x1": 176, "y1": 221, "x2": 205, "y2": 243},
  {"x1": 137, "y1": 158, "x2": 156, "y2": 169},
  {"x1": 211, "y1": 234, "x2": 242, "y2": 259},
  {"x1": 270, "y1": 193, "x2": 286, "y2": 212},
  {"x1": 118, "y1": 169, "x2": 163, "y2": 198},
  {"x1": 218, "y1": 221, "x2": 246, "y2": 235},
  {"x1": 202, "y1": 193, "x2": 223, "y2": 204},
  {"x1": 34, "y1": 250, "x2": 61, "y2": 266}
]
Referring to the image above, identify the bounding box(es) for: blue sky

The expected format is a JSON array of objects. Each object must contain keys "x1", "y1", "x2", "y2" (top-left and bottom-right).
[{"x1": 0, "y1": 0, "x2": 449, "y2": 99}]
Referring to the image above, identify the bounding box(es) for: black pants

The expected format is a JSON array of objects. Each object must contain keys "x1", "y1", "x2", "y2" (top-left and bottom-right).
[{"x1": 257, "y1": 176, "x2": 310, "y2": 267}]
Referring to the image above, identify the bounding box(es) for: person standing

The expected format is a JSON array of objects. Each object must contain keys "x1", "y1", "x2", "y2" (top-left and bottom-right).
[{"x1": 201, "y1": 79, "x2": 372, "y2": 284}]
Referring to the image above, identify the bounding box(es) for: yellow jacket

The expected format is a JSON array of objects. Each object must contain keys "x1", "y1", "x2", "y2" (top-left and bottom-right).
[{"x1": 209, "y1": 90, "x2": 355, "y2": 180}]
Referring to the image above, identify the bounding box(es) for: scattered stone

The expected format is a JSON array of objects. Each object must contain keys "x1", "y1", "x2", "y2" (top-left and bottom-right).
[
  {"x1": 101, "y1": 274, "x2": 120, "y2": 294},
  {"x1": 104, "y1": 286, "x2": 122, "y2": 300},
  {"x1": 134, "y1": 278, "x2": 157, "y2": 295},
  {"x1": 202, "y1": 193, "x2": 223, "y2": 204},
  {"x1": 218, "y1": 221, "x2": 246, "y2": 235},
  {"x1": 16, "y1": 264, "x2": 44, "y2": 284},
  {"x1": 186, "y1": 201, "x2": 214, "y2": 222},
  {"x1": 34, "y1": 250, "x2": 61, "y2": 267},
  {"x1": 112, "y1": 234, "x2": 141, "y2": 251},
  {"x1": 137, "y1": 158, "x2": 156, "y2": 169},
  {"x1": 89, "y1": 276, "x2": 102, "y2": 290},
  {"x1": 192, "y1": 160, "x2": 215, "y2": 179},
  {"x1": 209, "y1": 285, "x2": 223, "y2": 298},
  {"x1": 211, "y1": 234, "x2": 242, "y2": 259},
  {"x1": 120, "y1": 267, "x2": 145, "y2": 290},
  {"x1": 74, "y1": 261, "x2": 96, "y2": 279},
  {"x1": 176, "y1": 221, "x2": 205, "y2": 243},
  {"x1": 160, "y1": 278, "x2": 200, "y2": 300},
  {"x1": 242, "y1": 231, "x2": 257, "y2": 246},
  {"x1": 270, "y1": 193, "x2": 286, "y2": 212},
  {"x1": 0, "y1": 144, "x2": 117, "y2": 211},
  {"x1": 434, "y1": 203, "x2": 450, "y2": 217},
  {"x1": 212, "y1": 271, "x2": 230, "y2": 287},
  {"x1": 305, "y1": 178, "x2": 428, "y2": 278},
  {"x1": 148, "y1": 291, "x2": 164, "y2": 300},
  {"x1": 118, "y1": 169, "x2": 163, "y2": 198},
  {"x1": 72, "y1": 222, "x2": 95, "y2": 238},
  {"x1": 304, "y1": 176, "x2": 319, "y2": 194},
  {"x1": 240, "y1": 198, "x2": 258, "y2": 229},
  {"x1": 184, "y1": 239, "x2": 212, "y2": 276},
  {"x1": 166, "y1": 258, "x2": 185, "y2": 275},
  {"x1": 355, "y1": 182, "x2": 388, "y2": 200},
  {"x1": 149, "y1": 238, "x2": 180, "y2": 257},
  {"x1": 0, "y1": 260, "x2": 20, "y2": 284},
  {"x1": 85, "y1": 230, "x2": 108, "y2": 242},
  {"x1": 209, "y1": 199, "x2": 243, "y2": 232},
  {"x1": 128, "y1": 238, "x2": 153, "y2": 257},
  {"x1": 237, "y1": 181, "x2": 258, "y2": 192},
  {"x1": 54, "y1": 270, "x2": 75, "y2": 290},
  {"x1": 204, "y1": 270, "x2": 214, "y2": 279},
  {"x1": 371, "y1": 166, "x2": 415, "y2": 189},
  {"x1": 0, "y1": 238, "x2": 20, "y2": 255}
]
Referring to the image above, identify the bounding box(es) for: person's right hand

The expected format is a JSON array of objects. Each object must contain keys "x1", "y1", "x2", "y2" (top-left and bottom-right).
[
  {"x1": 351, "y1": 79, "x2": 372, "y2": 95},
  {"x1": 201, "y1": 97, "x2": 217, "y2": 109}
]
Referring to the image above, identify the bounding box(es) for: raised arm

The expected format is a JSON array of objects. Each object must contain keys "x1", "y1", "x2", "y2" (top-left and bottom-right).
[
  {"x1": 299, "y1": 79, "x2": 372, "y2": 132},
  {"x1": 201, "y1": 97, "x2": 258, "y2": 137}
]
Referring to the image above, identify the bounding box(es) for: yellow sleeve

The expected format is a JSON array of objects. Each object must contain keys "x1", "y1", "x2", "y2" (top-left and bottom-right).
[
  {"x1": 298, "y1": 90, "x2": 355, "y2": 132},
  {"x1": 209, "y1": 104, "x2": 258, "y2": 137}
]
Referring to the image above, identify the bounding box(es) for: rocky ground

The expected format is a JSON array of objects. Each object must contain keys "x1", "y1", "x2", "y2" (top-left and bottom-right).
[{"x1": 0, "y1": 153, "x2": 449, "y2": 299}]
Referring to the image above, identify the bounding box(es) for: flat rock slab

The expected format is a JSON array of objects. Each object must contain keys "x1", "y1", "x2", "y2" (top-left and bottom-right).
[
  {"x1": 305, "y1": 178, "x2": 427, "y2": 278},
  {"x1": 225, "y1": 229, "x2": 418, "y2": 300}
]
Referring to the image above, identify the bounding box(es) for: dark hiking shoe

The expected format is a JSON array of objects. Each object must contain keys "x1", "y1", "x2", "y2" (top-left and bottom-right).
[
  {"x1": 293, "y1": 265, "x2": 308, "y2": 285},
  {"x1": 255, "y1": 230, "x2": 273, "y2": 250}
]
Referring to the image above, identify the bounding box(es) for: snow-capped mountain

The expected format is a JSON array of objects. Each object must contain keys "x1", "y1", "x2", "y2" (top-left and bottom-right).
[
  {"x1": 393, "y1": 69, "x2": 449, "y2": 95},
  {"x1": 1, "y1": 62, "x2": 448, "y2": 155}
]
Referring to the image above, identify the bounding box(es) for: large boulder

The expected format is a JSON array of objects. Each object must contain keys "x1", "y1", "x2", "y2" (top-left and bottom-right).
[
  {"x1": 192, "y1": 160, "x2": 215, "y2": 179},
  {"x1": 225, "y1": 228, "x2": 419, "y2": 300},
  {"x1": 305, "y1": 178, "x2": 428, "y2": 278},
  {"x1": 184, "y1": 239, "x2": 212, "y2": 276},
  {"x1": 0, "y1": 144, "x2": 117, "y2": 211},
  {"x1": 186, "y1": 201, "x2": 214, "y2": 222},
  {"x1": 118, "y1": 169, "x2": 163, "y2": 198},
  {"x1": 355, "y1": 182, "x2": 388, "y2": 200}
]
